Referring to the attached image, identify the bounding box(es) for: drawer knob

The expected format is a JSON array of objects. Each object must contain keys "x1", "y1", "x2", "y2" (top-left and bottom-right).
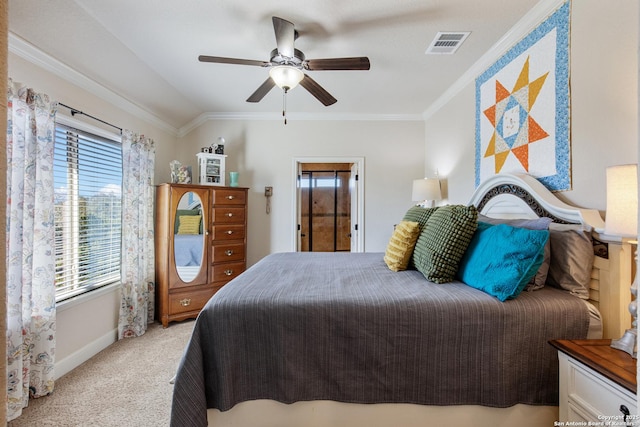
[
  {"x1": 225, "y1": 249, "x2": 234, "y2": 256},
  {"x1": 226, "y1": 212, "x2": 234, "y2": 217},
  {"x1": 180, "y1": 298, "x2": 191, "y2": 307},
  {"x1": 224, "y1": 269, "x2": 234, "y2": 276},
  {"x1": 226, "y1": 230, "x2": 234, "y2": 235},
  {"x1": 226, "y1": 195, "x2": 235, "y2": 200}
]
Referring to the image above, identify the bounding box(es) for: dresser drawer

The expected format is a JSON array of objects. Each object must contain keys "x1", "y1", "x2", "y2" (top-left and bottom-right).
[
  {"x1": 211, "y1": 261, "x2": 245, "y2": 283},
  {"x1": 566, "y1": 357, "x2": 636, "y2": 420},
  {"x1": 212, "y1": 242, "x2": 245, "y2": 262},
  {"x1": 212, "y1": 207, "x2": 245, "y2": 224},
  {"x1": 212, "y1": 224, "x2": 246, "y2": 241},
  {"x1": 168, "y1": 287, "x2": 216, "y2": 315},
  {"x1": 213, "y1": 189, "x2": 246, "y2": 206}
]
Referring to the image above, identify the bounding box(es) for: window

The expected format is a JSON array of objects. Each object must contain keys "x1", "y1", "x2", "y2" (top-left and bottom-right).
[{"x1": 53, "y1": 123, "x2": 122, "y2": 302}]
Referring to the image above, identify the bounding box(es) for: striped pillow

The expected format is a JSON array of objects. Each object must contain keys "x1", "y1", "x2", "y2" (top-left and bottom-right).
[
  {"x1": 177, "y1": 215, "x2": 202, "y2": 235},
  {"x1": 413, "y1": 205, "x2": 478, "y2": 283},
  {"x1": 384, "y1": 220, "x2": 420, "y2": 271}
]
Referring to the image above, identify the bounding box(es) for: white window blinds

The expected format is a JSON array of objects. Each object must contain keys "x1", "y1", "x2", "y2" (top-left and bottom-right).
[{"x1": 54, "y1": 123, "x2": 122, "y2": 302}]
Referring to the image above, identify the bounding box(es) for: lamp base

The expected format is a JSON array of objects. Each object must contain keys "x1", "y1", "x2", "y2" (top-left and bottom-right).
[
  {"x1": 417, "y1": 200, "x2": 436, "y2": 208},
  {"x1": 610, "y1": 328, "x2": 637, "y2": 359}
]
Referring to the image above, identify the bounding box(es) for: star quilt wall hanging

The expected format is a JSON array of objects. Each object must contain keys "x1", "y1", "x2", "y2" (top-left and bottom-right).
[{"x1": 475, "y1": 0, "x2": 570, "y2": 191}]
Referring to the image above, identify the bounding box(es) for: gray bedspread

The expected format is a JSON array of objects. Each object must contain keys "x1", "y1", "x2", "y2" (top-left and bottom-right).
[{"x1": 171, "y1": 252, "x2": 590, "y2": 427}]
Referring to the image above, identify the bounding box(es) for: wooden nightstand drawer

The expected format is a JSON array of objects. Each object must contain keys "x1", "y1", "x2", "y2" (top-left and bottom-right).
[
  {"x1": 565, "y1": 354, "x2": 636, "y2": 419},
  {"x1": 551, "y1": 339, "x2": 637, "y2": 423}
]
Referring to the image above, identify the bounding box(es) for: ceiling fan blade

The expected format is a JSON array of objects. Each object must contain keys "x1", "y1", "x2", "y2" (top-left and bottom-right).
[
  {"x1": 272, "y1": 16, "x2": 295, "y2": 58},
  {"x1": 299, "y1": 74, "x2": 337, "y2": 106},
  {"x1": 305, "y1": 57, "x2": 371, "y2": 71},
  {"x1": 199, "y1": 55, "x2": 270, "y2": 67},
  {"x1": 246, "y1": 78, "x2": 276, "y2": 103}
]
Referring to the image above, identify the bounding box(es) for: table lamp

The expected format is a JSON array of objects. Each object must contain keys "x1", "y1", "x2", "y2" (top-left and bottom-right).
[
  {"x1": 606, "y1": 164, "x2": 638, "y2": 358},
  {"x1": 412, "y1": 178, "x2": 442, "y2": 208}
]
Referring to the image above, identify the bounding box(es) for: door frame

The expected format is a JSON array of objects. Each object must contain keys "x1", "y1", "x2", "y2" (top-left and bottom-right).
[{"x1": 292, "y1": 157, "x2": 365, "y2": 252}]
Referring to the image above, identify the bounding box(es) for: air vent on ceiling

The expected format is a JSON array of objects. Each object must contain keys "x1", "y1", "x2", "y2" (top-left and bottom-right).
[{"x1": 425, "y1": 32, "x2": 470, "y2": 55}]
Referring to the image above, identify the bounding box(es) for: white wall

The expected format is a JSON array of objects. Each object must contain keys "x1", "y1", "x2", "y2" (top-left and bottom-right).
[
  {"x1": 424, "y1": 0, "x2": 639, "y2": 213},
  {"x1": 177, "y1": 119, "x2": 426, "y2": 265}
]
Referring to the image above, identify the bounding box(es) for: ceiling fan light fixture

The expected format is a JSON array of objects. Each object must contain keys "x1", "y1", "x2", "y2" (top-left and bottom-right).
[{"x1": 269, "y1": 65, "x2": 304, "y2": 91}]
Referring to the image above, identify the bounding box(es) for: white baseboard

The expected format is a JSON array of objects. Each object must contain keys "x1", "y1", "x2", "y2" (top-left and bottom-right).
[{"x1": 55, "y1": 328, "x2": 118, "y2": 380}]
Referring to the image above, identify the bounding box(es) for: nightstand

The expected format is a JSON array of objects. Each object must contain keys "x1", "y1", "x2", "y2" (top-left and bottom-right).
[{"x1": 550, "y1": 339, "x2": 637, "y2": 423}]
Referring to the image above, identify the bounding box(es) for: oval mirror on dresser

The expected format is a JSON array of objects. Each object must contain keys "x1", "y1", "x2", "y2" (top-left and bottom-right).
[{"x1": 174, "y1": 191, "x2": 204, "y2": 282}]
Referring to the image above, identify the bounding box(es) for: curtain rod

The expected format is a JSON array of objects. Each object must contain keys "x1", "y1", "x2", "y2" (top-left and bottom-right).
[{"x1": 58, "y1": 102, "x2": 123, "y2": 134}]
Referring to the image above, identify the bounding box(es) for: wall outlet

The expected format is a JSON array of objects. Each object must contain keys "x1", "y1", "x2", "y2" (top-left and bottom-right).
[{"x1": 265, "y1": 186, "x2": 273, "y2": 197}]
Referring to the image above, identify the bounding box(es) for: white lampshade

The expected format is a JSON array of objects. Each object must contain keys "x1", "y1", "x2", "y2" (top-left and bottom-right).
[
  {"x1": 604, "y1": 164, "x2": 638, "y2": 238},
  {"x1": 269, "y1": 66, "x2": 304, "y2": 90},
  {"x1": 412, "y1": 178, "x2": 442, "y2": 202}
]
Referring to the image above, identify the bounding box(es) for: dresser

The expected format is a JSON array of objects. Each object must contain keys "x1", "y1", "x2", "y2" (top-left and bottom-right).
[
  {"x1": 550, "y1": 339, "x2": 637, "y2": 424},
  {"x1": 155, "y1": 183, "x2": 248, "y2": 327}
]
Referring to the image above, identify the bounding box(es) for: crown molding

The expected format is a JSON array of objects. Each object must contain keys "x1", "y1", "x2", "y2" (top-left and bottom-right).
[
  {"x1": 178, "y1": 111, "x2": 424, "y2": 137},
  {"x1": 422, "y1": 0, "x2": 565, "y2": 120},
  {"x1": 8, "y1": 32, "x2": 178, "y2": 136}
]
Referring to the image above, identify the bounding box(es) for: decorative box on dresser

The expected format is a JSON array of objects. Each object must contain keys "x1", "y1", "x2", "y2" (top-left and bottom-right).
[
  {"x1": 155, "y1": 183, "x2": 248, "y2": 327},
  {"x1": 550, "y1": 339, "x2": 637, "y2": 424}
]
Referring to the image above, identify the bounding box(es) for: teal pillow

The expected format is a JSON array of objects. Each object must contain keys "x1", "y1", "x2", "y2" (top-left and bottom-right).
[
  {"x1": 477, "y1": 214, "x2": 552, "y2": 291},
  {"x1": 413, "y1": 205, "x2": 478, "y2": 283},
  {"x1": 457, "y1": 222, "x2": 549, "y2": 301}
]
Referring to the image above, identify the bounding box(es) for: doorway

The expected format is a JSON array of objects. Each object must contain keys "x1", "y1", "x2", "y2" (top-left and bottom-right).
[
  {"x1": 300, "y1": 164, "x2": 351, "y2": 252},
  {"x1": 292, "y1": 157, "x2": 364, "y2": 252}
]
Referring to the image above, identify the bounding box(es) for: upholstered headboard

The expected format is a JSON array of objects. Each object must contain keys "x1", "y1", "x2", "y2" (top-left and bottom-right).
[{"x1": 469, "y1": 173, "x2": 633, "y2": 339}]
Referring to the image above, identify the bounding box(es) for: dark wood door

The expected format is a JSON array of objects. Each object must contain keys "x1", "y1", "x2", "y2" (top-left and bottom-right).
[{"x1": 300, "y1": 164, "x2": 352, "y2": 252}]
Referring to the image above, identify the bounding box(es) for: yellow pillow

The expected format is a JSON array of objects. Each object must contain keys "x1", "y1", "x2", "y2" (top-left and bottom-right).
[
  {"x1": 384, "y1": 220, "x2": 420, "y2": 271},
  {"x1": 177, "y1": 215, "x2": 201, "y2": 235}
]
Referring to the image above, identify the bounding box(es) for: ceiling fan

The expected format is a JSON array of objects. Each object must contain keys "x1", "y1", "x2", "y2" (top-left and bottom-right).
[{"x1": 198, "y1": 16, "x2": 370, "y2": 108}]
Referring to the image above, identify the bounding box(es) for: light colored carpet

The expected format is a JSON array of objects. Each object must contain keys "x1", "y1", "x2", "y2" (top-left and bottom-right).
[{"x1": 8, "y1": 319, "x2": 195, "y2": 427}]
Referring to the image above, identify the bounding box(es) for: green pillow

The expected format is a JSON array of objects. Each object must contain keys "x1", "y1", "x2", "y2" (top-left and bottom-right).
[
  {"x1": 402, "y1": 206, "x2": 439, "y2": 231},
  {"x1": 403, "y1": 206, "x2": 440, "y2": 269},
  {"x1": 413, "y1": 205, "x2": 478, "y2": 283}
]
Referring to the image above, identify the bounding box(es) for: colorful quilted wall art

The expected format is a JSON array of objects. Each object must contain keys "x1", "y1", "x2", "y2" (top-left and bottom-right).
[{"x1": 475, "y1": 1, "x2": 570, "y2": 191}]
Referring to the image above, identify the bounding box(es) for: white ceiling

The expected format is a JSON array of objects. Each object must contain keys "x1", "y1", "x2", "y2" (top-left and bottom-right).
[{"x1": 8, "y1": 0, "x2": 541, "y2": 130}]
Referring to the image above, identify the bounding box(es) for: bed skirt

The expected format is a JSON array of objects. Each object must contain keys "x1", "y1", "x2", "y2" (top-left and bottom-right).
[{"x1": 206, "y1": 400, "x2": 559, "y2": 427}]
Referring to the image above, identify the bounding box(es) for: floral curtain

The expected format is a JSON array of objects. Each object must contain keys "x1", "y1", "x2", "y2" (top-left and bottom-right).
[
  {"x1": 6, "y1": 80, "x2": 57, "y2": 421},
  {"x1": 118, "y1": 130, "x2": 155, "y2": 339}
]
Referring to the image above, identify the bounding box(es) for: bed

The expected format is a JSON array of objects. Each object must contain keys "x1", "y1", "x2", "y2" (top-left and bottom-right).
[{"x1": 170, "y1": 173, "x2": 633, "y2": 427}]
